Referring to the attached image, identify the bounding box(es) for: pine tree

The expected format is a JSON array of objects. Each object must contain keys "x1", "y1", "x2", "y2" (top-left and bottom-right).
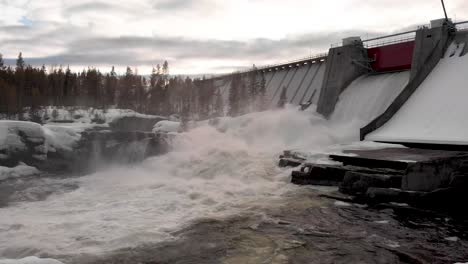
[
  {"x1": 118, "y1": 67, "x2": 134, "y2": 109},
  {"x1": 64, "y1": 66, "x2": 72, "y2": 96},
  {"x1": 150, "y1": 66, "x2": 160, "y2": 87},
  {"x1": 162, "y1": 61, "x2": 169, "y2": 84},
  {"x1": 277, "y1": 86, "x2": 287, "y2": 108},
  {"x1": 16, "y1": 52, "x2": 25, "y2": 70},
  {"x1": 15, "y1": 52, "x2": 26, "y2": 112}
]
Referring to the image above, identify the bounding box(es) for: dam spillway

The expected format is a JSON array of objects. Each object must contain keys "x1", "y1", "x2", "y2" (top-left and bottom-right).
[
  {"x1": 209, "y1": 18, "x2": 468, "y2": 147},
  {"x1": 215, "y1": 55, "x2": 327, "y2": 107}
]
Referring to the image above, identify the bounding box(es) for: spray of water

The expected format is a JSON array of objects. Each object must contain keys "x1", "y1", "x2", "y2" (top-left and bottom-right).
[{"x1": 0, "y1": 105, "x2": 368, "y2": 261}]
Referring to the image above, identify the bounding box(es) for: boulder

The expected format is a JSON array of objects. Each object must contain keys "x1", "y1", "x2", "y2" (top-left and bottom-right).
[
  {"x1": 108, "y1": 115, "x2": 166, "y2": 132},
  {"x1": 0, "y1": 121, "x2": 47, "y2": 167},
  {"x1": 340, "y1": 171, "x2": 402, "y2": 195}
]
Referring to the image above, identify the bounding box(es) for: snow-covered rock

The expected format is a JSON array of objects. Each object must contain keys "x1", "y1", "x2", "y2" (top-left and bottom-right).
[
  {"x1": 0, "y1": 163, "x2": 40, "y2": 181},
  {"x1": 0, "y1": 121, "x2": 47, "y2": 166},
  {"x1": 152, "y1": 120, "x2": 181, "y2": 133}
]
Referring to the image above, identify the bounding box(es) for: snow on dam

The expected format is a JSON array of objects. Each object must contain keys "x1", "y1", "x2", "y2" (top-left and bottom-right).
[
  {"x1": 366, "y1": 42, "x2": 468, "y2": 145},
  {"x1": 215, "y1": 59, "x2": 327, "y2": 107}
]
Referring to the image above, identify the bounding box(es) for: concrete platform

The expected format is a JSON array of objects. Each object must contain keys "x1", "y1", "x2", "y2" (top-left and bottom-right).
[
  {"x1": 330, "y1": 147, "x2": 468, "y2": 171},
  {"x1": 333, "y1": 147, "x2": 468, "y2": 191},
  {"x1": 290, "y1": 146, "x2": 468, "y2": 205}
]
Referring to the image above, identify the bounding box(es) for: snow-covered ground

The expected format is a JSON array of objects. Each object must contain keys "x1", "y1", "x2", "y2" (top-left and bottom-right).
[{"x1": 367, "y1": 42, "x2": 468, "y2": 144}]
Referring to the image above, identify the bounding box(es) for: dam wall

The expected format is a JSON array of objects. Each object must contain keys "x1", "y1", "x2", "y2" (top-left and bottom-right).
[
  {"x1": 209, "y1": 19, "x2": 467, "y2": 148},
  {"x1": 209, "y1": 26, "x2": 419, "y2": 114},
  {"x1": 316, "y1": 39, "x2": 369, "y2": 117},
  {"x1": 365, "y1": 35, "x2": 468, "y2": 145},
  {"x1": 360, "y1": 21, "x2": 455, "y2": 141},
  {"x1": 214, "y1": 56, "x2": 327, "y2": 107}
]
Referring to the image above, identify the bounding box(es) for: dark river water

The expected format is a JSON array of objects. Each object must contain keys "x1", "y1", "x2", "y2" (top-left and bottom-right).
[{"x1": 1, "y1": 175, "x2": 467, "y2": 264}]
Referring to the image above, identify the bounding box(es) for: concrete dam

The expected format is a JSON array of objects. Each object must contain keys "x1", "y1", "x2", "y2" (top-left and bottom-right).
[
  {"x1": 210, "y1": 18, "x2": 468, "y2": 146},
  {"x1": 214, "y1": 53, "x2": 327, "y2": 107}
]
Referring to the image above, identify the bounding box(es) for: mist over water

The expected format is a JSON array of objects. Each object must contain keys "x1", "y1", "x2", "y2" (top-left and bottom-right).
[{"x1": 0, "y1": 106, "x2": 359, "y2": 259}]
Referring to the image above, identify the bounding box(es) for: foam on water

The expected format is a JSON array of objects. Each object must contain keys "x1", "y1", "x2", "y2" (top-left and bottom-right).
[{"x1": 0, "y1": 107, "x2": 345, "y2": 258}]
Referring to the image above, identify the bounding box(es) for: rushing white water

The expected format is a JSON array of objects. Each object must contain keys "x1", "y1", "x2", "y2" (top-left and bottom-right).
[
  {"x1": 0, "y1": 69, "x2": 412, "y2": 261},
  {"x1": 0, "y1": 107, "x2": 343, "y2": 259}
]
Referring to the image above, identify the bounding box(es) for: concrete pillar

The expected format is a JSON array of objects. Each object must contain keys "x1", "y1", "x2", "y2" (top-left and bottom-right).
[
  {"x1": 317, "y1": 38, "x2": 368, "y2": 118},
  {"x1": 410, "y1": 22, "x2": 453, "y2": 80}
]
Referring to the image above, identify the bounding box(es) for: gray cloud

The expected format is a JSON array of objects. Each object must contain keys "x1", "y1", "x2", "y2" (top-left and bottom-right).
[
  {"x1": 153, "y1": 0, "x2": 193, "y2": 10},
  {"x1": 64, "y1": 2, "x2": 116, "y2": 14},
  {"x1": 2, "y1": 28, "x2": 387, "y2": 71},
  {"x1": 2, "y1": 0, "x2": 467, "y2": 73}
]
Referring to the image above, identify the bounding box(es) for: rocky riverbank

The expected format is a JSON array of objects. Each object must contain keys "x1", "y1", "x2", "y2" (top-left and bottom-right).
[{"x1": 0, "y1": 110, "x2": 172, "y2": 176}]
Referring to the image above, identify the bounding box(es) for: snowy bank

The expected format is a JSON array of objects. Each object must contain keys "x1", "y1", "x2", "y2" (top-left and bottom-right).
[
  {"x1": 0, "y1": 163, "x2": 40, "y2": 181},
  {"x1": 152, "y1": 120, "x2": 181, "y2": 133},
  {"x1": 0, "y1": 121, "x2": 47, "y2": 166}
]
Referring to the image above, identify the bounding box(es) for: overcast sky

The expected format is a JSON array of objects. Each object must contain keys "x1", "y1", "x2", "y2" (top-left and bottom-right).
[{"x1": 1, "y1": 0, "x2": 467, "y2": 75}]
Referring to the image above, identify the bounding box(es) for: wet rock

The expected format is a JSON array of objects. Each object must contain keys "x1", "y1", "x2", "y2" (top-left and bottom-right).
[
  {"x1": 403, "y1": 154, "x2": 468, "y2": 192},
  {"x1": 292, "y1": 163, "x2": 402, "y2": 187},
  {"x1": 365, "y1": 187, "x2": 425, "y2": 204},
  {"x1": 291, "y1": 165, "x2": 348, "y2": 186},
  {"x1": 340, "y1": 171, "x2": 402, "y2": 195},
  {"x1": 108, "y1": 115, "x2": 166, "y2": 132},
  {"x1": 279, "y1": 150, "x2": 306, "y2": 168},
  {"x1": 41, "y1": 131, "x2": 171, "y2": 174}
]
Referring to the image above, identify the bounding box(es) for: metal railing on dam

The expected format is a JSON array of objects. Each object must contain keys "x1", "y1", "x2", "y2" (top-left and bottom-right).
[
  {"x1": 208, "y1": 20, "x2": 468, "y2": 83},
  {"x1": 455, "y1": 20, "x2": 468, "y2": 31},
  {"x1": 207, "y1": 52, "x2": 328, "y2": 81}
]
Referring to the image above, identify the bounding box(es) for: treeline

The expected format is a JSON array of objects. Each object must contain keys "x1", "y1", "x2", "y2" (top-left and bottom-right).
[{"x1": 0, "y1": 52, "x2": 271, "y2": 121}]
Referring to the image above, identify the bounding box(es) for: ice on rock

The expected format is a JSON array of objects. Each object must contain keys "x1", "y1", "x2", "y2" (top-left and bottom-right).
[{"x1": 152, "y1": 120, "x2": 181, "y2": 133}]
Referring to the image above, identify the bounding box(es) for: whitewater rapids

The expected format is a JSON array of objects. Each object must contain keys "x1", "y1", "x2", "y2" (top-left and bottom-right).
[{"x1": 0, "y1": 107, "x2": 351, "y2": 259}]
